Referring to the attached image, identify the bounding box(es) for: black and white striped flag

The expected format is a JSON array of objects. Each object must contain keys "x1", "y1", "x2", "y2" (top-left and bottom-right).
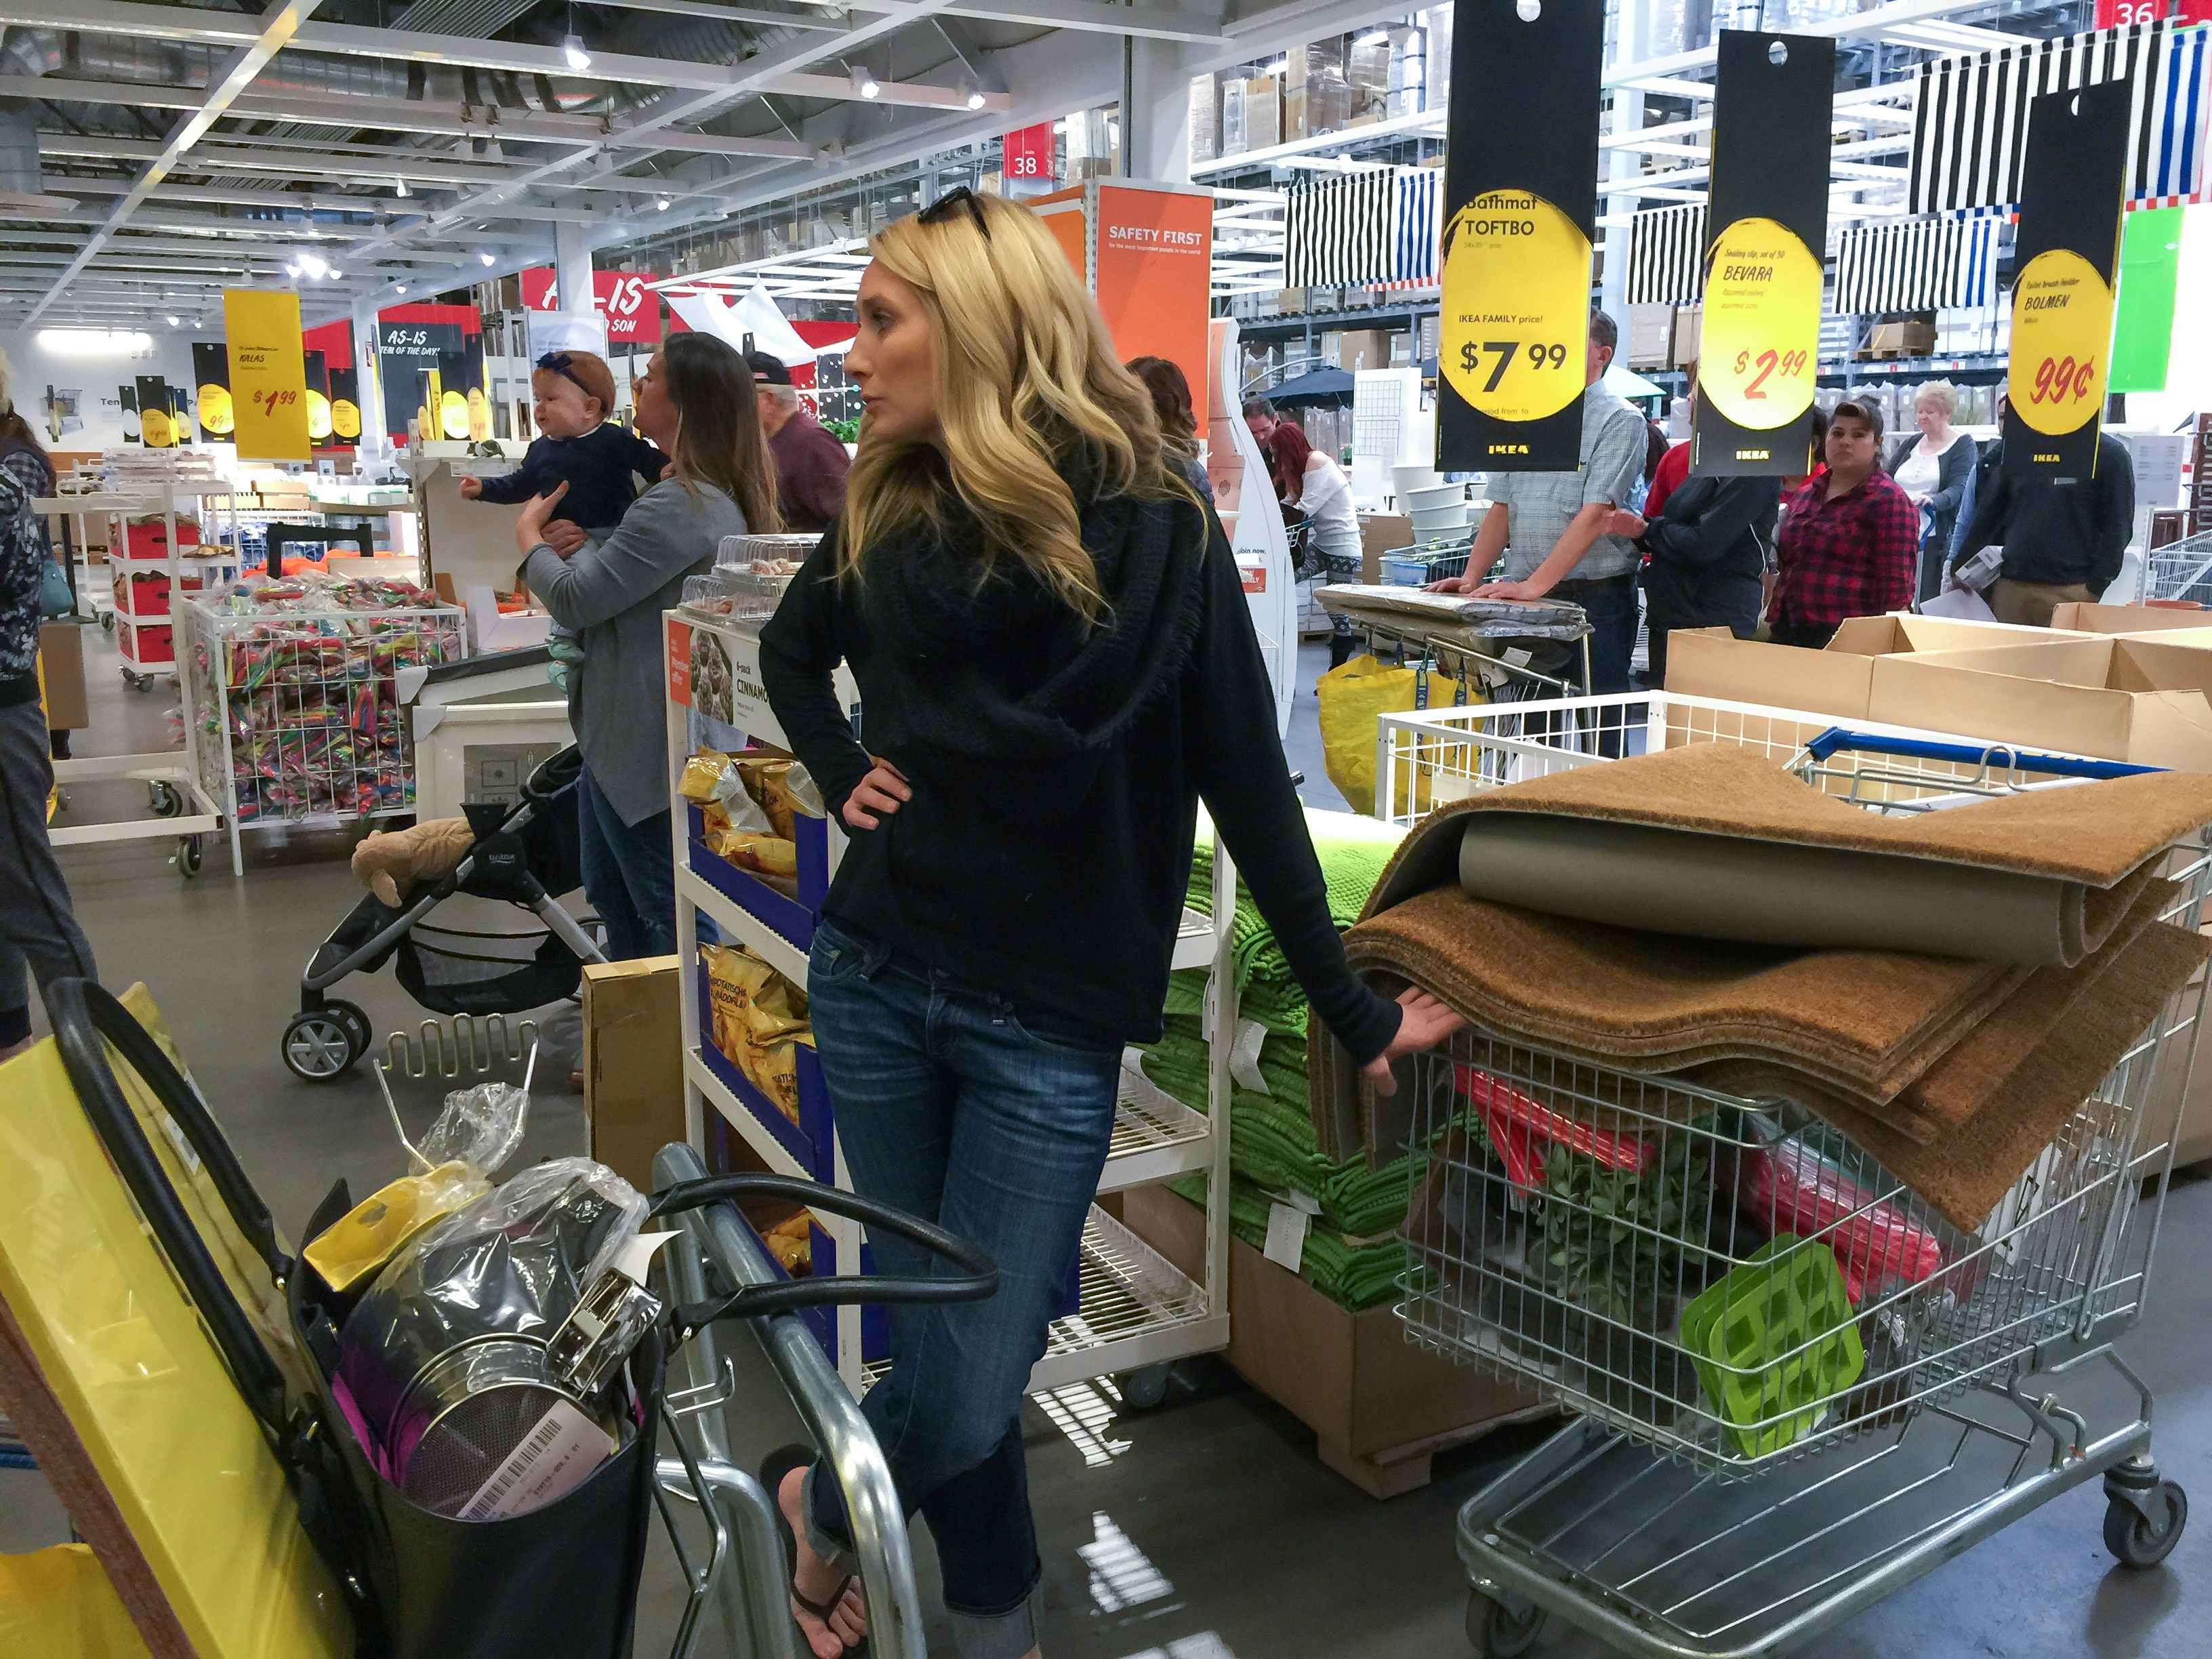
[
  {"x1": 1284, "y1": 170, "x2": 1398, "y2": 288},
  {"x1": 1908, "y1": 18, "x2": 2208, "y2": 215},
  {"x1": 1832, "y1": 212, "x2": 2000, "y2": 314},
  {"x1": 1625, "y1": 203, "x2": 1706, "y2": 305}
]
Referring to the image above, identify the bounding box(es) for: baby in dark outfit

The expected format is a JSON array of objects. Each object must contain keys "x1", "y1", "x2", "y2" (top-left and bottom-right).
[{"x1": 461, "y1": 349, "x2": 670, "y2": 679}]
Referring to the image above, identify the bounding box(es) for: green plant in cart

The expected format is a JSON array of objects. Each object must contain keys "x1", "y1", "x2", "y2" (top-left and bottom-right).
[{"x1": 1537, "y1": 1126, "x2": 1714, "y2": 1331}]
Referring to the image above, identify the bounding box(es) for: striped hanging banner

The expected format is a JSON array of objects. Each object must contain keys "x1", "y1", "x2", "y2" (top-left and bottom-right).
[
  {"x1": 1625, "y1": 203, "x2": 1706, "y2": 304},
  {"x1": 1385, "y1": 166, "x2": 1443, "y2": 287},
  {"x1": 1907, "y1": 19, "x2": 2209, "y2": 215},
  {"x1": 1831, "y1": 212, "x2": 2001, "y2": 314},
  {"x1": 1283, "y1": 169, "x2": 1399, "y2": 288}
]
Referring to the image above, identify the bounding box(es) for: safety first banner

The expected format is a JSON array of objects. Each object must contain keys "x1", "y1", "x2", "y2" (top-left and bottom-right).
[{"x1": 222, "y1": 289, "x2": 312, "y2": 462}]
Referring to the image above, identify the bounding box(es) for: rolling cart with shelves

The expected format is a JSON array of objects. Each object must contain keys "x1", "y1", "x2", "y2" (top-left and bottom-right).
[{"x1": 663, "y1": 604, "x2": 1233, "y2": 1395}]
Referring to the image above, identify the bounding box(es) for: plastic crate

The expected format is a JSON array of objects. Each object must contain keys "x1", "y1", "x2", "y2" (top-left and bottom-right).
[
  {"x1": 1683, "y1": 1235, "x2": 1866, "y2": 1458},
  {"x1": 120, "y1": 519, "x2": 201, "y2": 561},
  {"x1": 119, "y1": 621, "x2": 173, "y2": 666}
]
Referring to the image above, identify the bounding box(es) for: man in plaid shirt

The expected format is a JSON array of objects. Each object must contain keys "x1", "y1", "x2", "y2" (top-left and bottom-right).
[{"x1": 1769, "y1": 398, "x2": 1919, "y2": 649}]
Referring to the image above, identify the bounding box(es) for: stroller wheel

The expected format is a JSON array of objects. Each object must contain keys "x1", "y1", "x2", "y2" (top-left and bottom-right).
[
  {"x1": 325, "y1": 998, "x2": 374, "y2": 1056},
  {"x1": 283, "y1": 1008, "x2": 362, "y2": 1082}
]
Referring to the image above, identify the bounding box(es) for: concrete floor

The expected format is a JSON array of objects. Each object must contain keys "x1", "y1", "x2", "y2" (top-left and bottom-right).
[{"x1": 5, "y1": 619, "x2": 2209, "y2": 1658}]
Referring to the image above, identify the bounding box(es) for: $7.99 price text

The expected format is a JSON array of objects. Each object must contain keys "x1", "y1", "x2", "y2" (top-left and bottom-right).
[{"x1": 1457, "y1": 340, "x2": 1570, "y2": 392}]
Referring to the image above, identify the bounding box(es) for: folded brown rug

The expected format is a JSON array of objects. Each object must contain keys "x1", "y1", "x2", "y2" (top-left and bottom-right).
[
  {"x1": 1365, "y1": 743, "x2": 2212, "y2": 966},
  {"x1": 1702, "y1": 918, "x2": 2210, "y2": 1230},
  {"x1": 1696, "y1": 877, "x2": 2182, "y2": 1146}
]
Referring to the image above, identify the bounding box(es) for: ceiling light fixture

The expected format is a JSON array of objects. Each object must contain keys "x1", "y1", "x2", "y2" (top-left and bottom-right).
[
  {"x1": 656, "y1": 194, "x2": 672, "y2": 211},
  {"x1": 563, "y1": 34, "x2": 591, "y2": 71},
  {"x1": 395, "y1": 283, "x2": 409, "y2": 295},
  {"x1": 852, "y1": 64, "x2": 880, "y2": 100},
  {"x1": 394, "y1": 174, "x2": 411, "y2": 199},
  {"x1": 37, "y1": 327, "x2": 152, "y2": 356},
  {"x1": 959, "y1": 76, "x2": 985, "y2": 111},
  {"x1": 285, "y1": 261, "x2": 302, "y2": 278},
  {"x1": 298, "y1": 251, "x2": 328, "y2": 279},
  {"x1": 480, "y1": 251, "x2": 496, "y2": 266},
  {"x1": 165, "y1": 314, "x2": 180, "y2": 327}
]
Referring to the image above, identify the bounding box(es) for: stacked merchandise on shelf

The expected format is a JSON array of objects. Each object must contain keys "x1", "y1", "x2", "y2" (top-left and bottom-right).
[
  {"x1": 1142, "y1": 806, "x2": 1408, "y2": 1309},
  {"x1": 186, "y1": 572, "x2": 462, "y2": 825}
]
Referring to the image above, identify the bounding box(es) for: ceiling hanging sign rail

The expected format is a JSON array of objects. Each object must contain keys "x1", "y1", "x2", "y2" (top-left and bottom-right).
[
  {"x1": 1435, "y1": 0, "x2": 1603, "y2": 473},
  {"x1": 2004, "y1": 79, "x2": 2134, "y2": 480},
  {"x1": 1692, "y1": 30, "x2": 1835, "y2": 479}
]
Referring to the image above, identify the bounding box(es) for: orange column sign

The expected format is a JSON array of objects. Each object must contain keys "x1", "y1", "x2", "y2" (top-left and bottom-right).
[{"x1": 1092, "y1": 184, "x2": 1213, "y2": 426}]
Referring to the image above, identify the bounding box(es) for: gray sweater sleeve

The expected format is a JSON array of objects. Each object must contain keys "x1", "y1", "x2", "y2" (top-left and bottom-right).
[{"x1": 521, "y1": 479, "x2": 735, "y2": 631}]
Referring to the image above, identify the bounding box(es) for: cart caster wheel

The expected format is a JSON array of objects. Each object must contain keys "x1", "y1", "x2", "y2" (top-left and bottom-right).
[
  {"x1": 1468, "y1": 1590, "x2": 1547, "y2": 1658},
  {"x1": 324, "y1": 998, "x2": 373, "y2": 1057},
  {"x1": 149, "y1": 780, "x2": 181, "y2": 818},
  {"x1": 2104, "y1": 1481, "x2": 2187, "y2": 1570},
  {"x1": 281, "y1": 1009, "x2": 361, "y2": 1082},
  {"x1": 123, "y1": 670, "x2": 148, "y2": 693},
  {"x1": 1115, "y1": 1365, "x2": 1172, "y2": 1412},
  {"x1": 173, "y1": 835, "x2": 203, "y2": 878},
  {"x1": 100, "y1": 611, "x2": 116, "y2": 636}
]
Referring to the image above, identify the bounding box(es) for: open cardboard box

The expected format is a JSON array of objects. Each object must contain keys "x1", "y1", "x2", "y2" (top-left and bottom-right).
[
  {"x1": 1664, "y1": 614, "x2": 2081, "y2": 720},
  {"x1": 1861, "y1": 637, "x2": 2212, "y2": 770},
  {"x1": 2049, "y1": 601, "x2": 2212, "y2": 636}
]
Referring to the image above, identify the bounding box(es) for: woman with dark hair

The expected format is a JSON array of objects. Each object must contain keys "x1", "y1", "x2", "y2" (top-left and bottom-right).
[
  {"x1": 760, "y1": 189, "x2": 1454, "y2": 1659},
  {"x1": 1767, "y1": 398, "x2": 1918, "y2": 650},
  {"x1": 1126, "y1": 355, "x2": 1211, "y2": 500},
  {"x1": 517, "y1": 333, "x2": 778, "y2": 958}
]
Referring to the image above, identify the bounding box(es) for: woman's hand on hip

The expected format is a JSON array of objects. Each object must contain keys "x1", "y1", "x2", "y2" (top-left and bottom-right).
[
  {"x1": 514, "y1": 480, "x2": 571, "y2": 554},
  {"x1": 842, "y1": 760, "x2": 912, "y2": 830},
  {"x1": 1360, "y1": 988, "x2": 1466, "y2": 1097}
]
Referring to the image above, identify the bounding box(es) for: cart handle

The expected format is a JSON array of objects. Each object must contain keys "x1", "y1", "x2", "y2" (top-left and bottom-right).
[
  {"x1": 1797, "y1": 726, "x2": 2160, "y2": 780},
  {"x1": 42, "y1": 977, "x2": 292, "y2": 1431},
  {"x1": 647, "y1": 1174, "x2": 998, "y2": 1334}
]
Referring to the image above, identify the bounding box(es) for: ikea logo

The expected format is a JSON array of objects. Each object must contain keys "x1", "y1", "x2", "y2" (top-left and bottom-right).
[
  {"x1": 1736, "y1": 449, "x2": 1771, "y2": 461},
  {"x1": 1488, "y1": 443, "x2": 1530, "y2": 455},
  {"x1": 2034, "y1": 452, "x2": 2062, "y2": 464}
]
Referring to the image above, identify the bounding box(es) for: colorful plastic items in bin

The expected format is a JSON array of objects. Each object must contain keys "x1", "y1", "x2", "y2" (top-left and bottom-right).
[{"x1": 1683, "y1": 1235, "x2": 1865, "y2": 1459}]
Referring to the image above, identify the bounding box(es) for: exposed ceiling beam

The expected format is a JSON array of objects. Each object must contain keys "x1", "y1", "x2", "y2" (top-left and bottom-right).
[
  {"x1": 575, "y1": 0, "x2": 851, "y2": 27},
  {"x1": 22, "y1": 0, "x2": 325, "y2": 325}
]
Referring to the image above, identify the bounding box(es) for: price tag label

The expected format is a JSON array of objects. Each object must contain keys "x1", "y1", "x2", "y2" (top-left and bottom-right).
[
  {"x1": 1439, "y1": 190, "x2": 1591, "y2": 426},
  {"x1": 1698, "y1": 217, "x2": 1821, "y2": 432},
  {"x1": 2007, "y1": 248, "x2": 2113, "y2": 438}
]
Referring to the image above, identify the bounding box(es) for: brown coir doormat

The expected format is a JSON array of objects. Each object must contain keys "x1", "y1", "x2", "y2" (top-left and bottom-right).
[{"x1": 1704, "y1": 918, "x2": 2210, "y2": 1231}]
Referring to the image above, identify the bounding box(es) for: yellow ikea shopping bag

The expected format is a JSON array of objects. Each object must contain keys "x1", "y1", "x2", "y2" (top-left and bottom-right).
[
  {"x1": 0, "y1": 986, "x2": 350, "y2": 1659},
  {"x1": 0, "y1": 1545, "x2": 151, "y2": 1658},
  {"x1": 1316, "y1": 653, "x2": 1483, "y2": 819}
]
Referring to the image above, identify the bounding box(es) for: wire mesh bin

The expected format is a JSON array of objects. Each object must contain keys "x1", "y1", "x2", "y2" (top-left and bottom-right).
[
  {"x1": 184, "y1": 582, "x2": 464, "y2": 874},
  {"x1": 2142, "y1": 527, "x2": 2212, "y2": 607},
  {"x1": 1374, "y1": 693, "x2": 2205, "y2": 1657}
]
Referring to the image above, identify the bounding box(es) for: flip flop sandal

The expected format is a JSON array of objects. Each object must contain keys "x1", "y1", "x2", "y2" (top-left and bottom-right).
[{"x1": 760, "y1": 1443, "x2": 870, "y2": 1658}]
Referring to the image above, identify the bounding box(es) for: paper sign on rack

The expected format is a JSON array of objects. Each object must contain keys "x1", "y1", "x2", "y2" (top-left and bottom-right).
[{"x1": 1263, "y1": 1202, "x2": 1311, "y2": 1272}]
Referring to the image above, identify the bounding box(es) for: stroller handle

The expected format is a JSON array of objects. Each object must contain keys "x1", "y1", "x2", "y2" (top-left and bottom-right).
[{"x1": 647, "y1": 1174, "x2": 998, "y2": 1332}]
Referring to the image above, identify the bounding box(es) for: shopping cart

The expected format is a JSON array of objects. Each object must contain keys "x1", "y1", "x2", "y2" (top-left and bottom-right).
[{"x1": 1378, "y1": 712, "x2": 2203, "y2": 1658}]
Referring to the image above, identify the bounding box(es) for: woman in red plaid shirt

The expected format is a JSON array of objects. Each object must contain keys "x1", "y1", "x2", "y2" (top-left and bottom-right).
[{"x1": 1767, "y1": 399, "x2": 1920, "y2": 649}]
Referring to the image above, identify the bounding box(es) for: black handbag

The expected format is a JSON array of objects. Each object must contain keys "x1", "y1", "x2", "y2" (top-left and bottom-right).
[{"x1": 43, "y1": 977, "x2": 996, "y2": 1659}]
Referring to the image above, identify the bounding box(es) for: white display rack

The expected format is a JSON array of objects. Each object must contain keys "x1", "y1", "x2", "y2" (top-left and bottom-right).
[
  {"x1": 182, "y1": 590, "x2": 465, "y2": 876},
  {"x1": 663, "y1": 601, "x2": 1234, "y2": 1394},
  {"x1": 35, "y1": 487, "x2": 226, "y2": 874}
]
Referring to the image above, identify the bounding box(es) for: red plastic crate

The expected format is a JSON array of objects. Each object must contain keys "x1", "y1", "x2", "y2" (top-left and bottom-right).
[
  {"x1": 119, "y1": 621, "x2": 173, "y2": 666},
  {"x1": 119, "y1": 518, "x2": 202, "y2": 561}
]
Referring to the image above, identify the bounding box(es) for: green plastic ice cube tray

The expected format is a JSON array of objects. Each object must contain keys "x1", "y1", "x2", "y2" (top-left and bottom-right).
[{"x1": 1683, "y1": 1234, "x2": 1866, "y2": 1458}]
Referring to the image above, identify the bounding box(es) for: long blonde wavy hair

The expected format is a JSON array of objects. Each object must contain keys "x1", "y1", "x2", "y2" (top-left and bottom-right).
[{"x1": 840, "y1": 189, "x2": 1188, "y2": 623}]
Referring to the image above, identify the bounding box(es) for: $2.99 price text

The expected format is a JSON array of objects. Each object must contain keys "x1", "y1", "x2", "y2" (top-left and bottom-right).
[
  {"x1": 1729, "y1": 348, "x2": 1809, "y2": 400},
  {"x1": 1457, "y1": 340, "x2": 1569, "y2": 392}
]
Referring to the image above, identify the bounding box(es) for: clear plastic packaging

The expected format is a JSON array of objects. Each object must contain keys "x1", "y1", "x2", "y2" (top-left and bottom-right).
[{"x1": 417, "y1": 1080, "x2": 530, "y2": 1176}]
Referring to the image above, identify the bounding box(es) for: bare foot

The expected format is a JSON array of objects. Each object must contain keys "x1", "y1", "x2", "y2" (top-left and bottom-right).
[{"x1": 777, "y1": 1462, "x2": 866, "y2": 1658}]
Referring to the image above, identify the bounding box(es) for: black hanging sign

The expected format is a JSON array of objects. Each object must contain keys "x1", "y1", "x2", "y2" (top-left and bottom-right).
[
  {"x1": 1692, "y1": 31, "x2": 1835, "y2": 478},
  {"x1": 1436, "y1": 0, "x2": 1604, "y2": 472},
  {"x1": 2004, "y1": 79, "x2": 2131, "y2": 480}
]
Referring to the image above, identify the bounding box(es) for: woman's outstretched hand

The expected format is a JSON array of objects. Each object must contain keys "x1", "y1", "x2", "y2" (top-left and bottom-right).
[
  {"x1": 1360, "y1": 987, "x2": 1466, "y2": 1097},
  {"x1": 842, "y1": 760, "x2": 912, "y2": 830}
]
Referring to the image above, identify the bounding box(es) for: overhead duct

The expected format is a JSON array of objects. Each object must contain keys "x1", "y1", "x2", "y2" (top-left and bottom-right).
[{"x1": 0, "y1": 98, "x2": 41, "y2": 197}]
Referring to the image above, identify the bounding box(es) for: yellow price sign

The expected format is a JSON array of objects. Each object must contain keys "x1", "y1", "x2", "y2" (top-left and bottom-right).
[
  {"x1": 331, "y1": 398, "x2": 361, "y2": 441},
  {"x1": 306, "y1": 390, "x2": 333, "y2": 443},
  {"x1": 1698, "y1": 217, "x2": 1822, "y2": 431},
  {"x1": 197, "y1": 384, "x2": 234, "y2": 436},
  {"x1": 2007, "y1": 249, "x2": 2112, "y2": 438},
  {"x1": 1439, "y1": 190, "x2": 1591, "y2": 424}
]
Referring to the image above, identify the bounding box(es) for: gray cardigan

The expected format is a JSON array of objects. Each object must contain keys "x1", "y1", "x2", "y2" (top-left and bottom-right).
[{"x1": 524, "y1": 477, "x2": 745, "y2": 823}]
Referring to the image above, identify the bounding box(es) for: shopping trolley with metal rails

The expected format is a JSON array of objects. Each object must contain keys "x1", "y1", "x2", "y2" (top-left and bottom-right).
[{"x1": 1371, "y1": 707, "x2": 2204, "y2": 1658}]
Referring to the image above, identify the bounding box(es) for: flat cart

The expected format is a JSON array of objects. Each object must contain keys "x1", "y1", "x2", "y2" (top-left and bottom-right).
[{"x1": 1370, "y1": 701, "x2": 2203, "y2": 1657}]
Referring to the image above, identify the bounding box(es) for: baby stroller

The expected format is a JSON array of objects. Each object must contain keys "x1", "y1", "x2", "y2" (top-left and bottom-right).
[{"x1": 285, "y1": 745, "x2": 605, "y2": 1082}]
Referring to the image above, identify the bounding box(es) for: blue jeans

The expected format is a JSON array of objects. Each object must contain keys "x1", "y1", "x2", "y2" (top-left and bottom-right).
[
  {"x1": 576, "y1": 765, "x2": 678, "y2": 961},
  {"x1": 802, "y1": 918, "x2": 1121, "y2": 1658}
]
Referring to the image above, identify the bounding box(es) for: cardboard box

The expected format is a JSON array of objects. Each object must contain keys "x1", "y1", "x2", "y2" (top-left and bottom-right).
[
  {"x1": 1663, "y1": 615, "x2": 2073, "y2": 711},
  {"x1": 582, "y1": 956, "x2": 687, "y2": 1193},
  {"x1": 1866, "y1": 320, "x2": 1938, "y2": 356},
  {"x1": 1122, "y1": 1185, "x2": 1542, "y2": 1498},
  {"x1": 1625, "y1": 303, "x2": 1675, "y2": 369},
  {"x1": 1868, "y1": 638, "x2": 2212, "y2": 770},
  {"x1": 1360, "y1": 513, "x2": 1412, "y2": 584},
  {"x1": 2048, "y1": 601, "x2": 2212, "y2": 635},
  {"x1": 1244, "y1": 75, "x2": 1284, "y2": 150},
  {"x1": 37, "y1": 622, "x2": 88, "y2": 731},
  {"x1": 1671, "y1": 304, "x2": 1702, "y2": 368},
  {"x1": 1338, "y1": 329, "x2": 1395, "y2": 372}
]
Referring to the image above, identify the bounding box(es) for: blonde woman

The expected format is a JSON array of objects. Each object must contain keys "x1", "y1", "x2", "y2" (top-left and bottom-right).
[
  {"x1": 1883, "y1": 379, "x2": 1975, "y2": 602},
  {"x1": 759, "y1": 187, "x2": 1455, "y2": 1659}
]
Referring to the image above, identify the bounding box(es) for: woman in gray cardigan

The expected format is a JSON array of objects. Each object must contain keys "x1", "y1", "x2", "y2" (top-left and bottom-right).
[
  {"x1": 517, "y1": 333, "x2": 779, "y2": 958},
  {"x1": 1883, "y1": 379, "x2": 1977, "y2": 605}
]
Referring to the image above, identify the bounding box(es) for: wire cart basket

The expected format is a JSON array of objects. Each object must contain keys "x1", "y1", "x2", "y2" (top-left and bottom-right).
[
  {"x1": 1376, "y1": 695, "x2": 2203, "y2": 1658},
  {"x1": 2142, "y1": 526, "x2": 2212, "y2": 608}
]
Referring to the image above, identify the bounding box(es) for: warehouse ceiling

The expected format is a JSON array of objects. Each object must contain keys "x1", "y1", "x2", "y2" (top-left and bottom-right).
[{"x1": 0, "y1": 0, "x2": 2094, "y2": 327}]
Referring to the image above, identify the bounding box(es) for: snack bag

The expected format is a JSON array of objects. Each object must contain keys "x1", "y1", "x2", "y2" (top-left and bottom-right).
[
  {"x1": 700, "y1": 943, "x2": 779, "y2": 1061},
  {"x1": 708, "y1": 829, "x2": 798, "y2": 878}
]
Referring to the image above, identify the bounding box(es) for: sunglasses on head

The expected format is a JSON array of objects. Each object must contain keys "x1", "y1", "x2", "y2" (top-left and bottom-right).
[{"x1": 918, "y1": 186, "x2": 990, "y2": 240}]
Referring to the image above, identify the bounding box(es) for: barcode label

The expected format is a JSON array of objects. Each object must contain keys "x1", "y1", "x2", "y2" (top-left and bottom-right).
[{"x1": 457, "y1": 1399, "x2": 614, "y2": 1521}]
